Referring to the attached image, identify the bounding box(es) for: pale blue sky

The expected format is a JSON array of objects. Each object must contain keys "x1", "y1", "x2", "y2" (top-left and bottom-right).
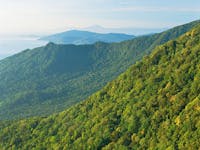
[{"x1": 0, "y1": 0, "x2": 199, "y2": 34}]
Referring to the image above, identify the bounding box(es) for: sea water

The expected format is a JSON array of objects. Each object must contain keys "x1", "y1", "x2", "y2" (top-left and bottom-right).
[{"x1": 0, "y1": 36, "x2": 47, "y2": 60}]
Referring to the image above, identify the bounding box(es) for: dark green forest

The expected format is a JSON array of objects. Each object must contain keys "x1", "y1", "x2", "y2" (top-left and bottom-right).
[
  {"x1": 0, "y1": 20, "x2": 199, "y2": 120},
  {"x1": 0, "y1": 22, "x2": 199, "y2": 149}
]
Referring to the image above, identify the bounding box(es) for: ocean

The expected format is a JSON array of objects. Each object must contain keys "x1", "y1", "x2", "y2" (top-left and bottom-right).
[{"x1": 0, "y1": 36, "x2": 47, "y2": 60}]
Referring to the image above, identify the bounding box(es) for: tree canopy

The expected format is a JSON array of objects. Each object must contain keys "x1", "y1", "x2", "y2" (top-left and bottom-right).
[
  {"x1": 0, "y1": 20, "x2": 199, "y2": 120},
  {"x1": 0, "y1": 22, "x2": 200, "y2": 150}
]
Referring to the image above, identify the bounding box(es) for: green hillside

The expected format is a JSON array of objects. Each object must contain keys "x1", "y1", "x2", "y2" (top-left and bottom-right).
[
  {"x1": 0, "y1": 20, "x2": 199, "y2": 120},
  {"x1": 0, "y1": 23, "x2": 200, "y2": 149}
]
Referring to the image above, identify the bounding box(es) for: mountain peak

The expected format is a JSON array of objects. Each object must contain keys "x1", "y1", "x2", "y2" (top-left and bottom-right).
[{"x1": 46, "y1": 42, "x2": 56, "y2": 46}]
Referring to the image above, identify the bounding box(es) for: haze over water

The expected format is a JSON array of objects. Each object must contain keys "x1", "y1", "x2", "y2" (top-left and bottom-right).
[{"x1": 0, "y1": 35, "x2": 47, "y2": 60}]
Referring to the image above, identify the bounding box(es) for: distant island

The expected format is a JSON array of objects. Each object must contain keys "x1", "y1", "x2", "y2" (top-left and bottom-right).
[{"x1": 40, "y1": 30, "x2": 135, "y2": 45}]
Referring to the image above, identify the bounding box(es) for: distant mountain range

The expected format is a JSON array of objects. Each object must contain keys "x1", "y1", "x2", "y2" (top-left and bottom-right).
[
  {"x1": 0, "y1": 20, "x2": 199, "y2": 120},
  {"x1": 40, "y1": 30, "x2": 135, "y2": 45}
]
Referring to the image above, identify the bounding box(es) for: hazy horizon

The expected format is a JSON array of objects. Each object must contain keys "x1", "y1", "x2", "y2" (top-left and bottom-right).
[{"x1": 0, "y1": 0, "x2": 199, "y2": 35}]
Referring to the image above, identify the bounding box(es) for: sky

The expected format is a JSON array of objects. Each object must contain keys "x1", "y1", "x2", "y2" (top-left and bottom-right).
[{"x1": 0, "y1": 0, "x2": 200, "y2": 35}]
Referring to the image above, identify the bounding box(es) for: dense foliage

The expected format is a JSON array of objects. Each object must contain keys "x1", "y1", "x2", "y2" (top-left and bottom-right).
[
  {"x1": 0, "y1": 23, "x2": 200, "y2": 149},
  {"x1": 40, "y1": 30, "x2": 135, "y2": 45},
  {"x1": 0, "y1": 20, "x2": 199, "y2": 120}
]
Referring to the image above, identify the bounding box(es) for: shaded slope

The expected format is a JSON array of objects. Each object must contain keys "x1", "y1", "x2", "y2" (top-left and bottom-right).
[
  {"x1": 0, "y1": 20, "x2": 199, "y2": 120},
  {"x1": 0, "y1": 23, "x2": 200, "y2": 149},
  {"x1": 40, "y1": 30, "x2": 135, "y2": 45}
]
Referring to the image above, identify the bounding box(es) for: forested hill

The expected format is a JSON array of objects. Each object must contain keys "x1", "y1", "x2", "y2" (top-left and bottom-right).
[
  {"x1": 40, "y1": 30, "x2": 135, "y2": 45},
  {"x1": 0, "y1": 20, "x2": 199, "y2": 120},
  {"x1": 0, "y1": 23, "x2": 200, "y2": 149}
]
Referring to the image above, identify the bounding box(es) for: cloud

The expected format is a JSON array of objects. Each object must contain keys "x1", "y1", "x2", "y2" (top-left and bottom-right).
[{"x1": 111, "y1": 6, "x2": 200, "y2": 13}]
